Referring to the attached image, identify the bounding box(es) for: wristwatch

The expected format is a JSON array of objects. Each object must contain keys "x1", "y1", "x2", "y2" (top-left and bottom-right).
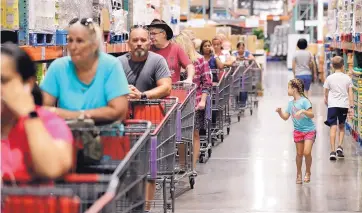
[
  {"x1": 141, "y1": 93, "x2": 147, "y2": 100},
  {"x1": 21, "y1": 111, "x2": 39, "y2": 121}
]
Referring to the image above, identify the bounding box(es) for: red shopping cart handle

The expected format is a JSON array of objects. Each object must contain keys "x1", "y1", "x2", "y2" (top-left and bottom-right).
[{"x1": 2, "y1": 173, "x2": 105, "y2": 184}]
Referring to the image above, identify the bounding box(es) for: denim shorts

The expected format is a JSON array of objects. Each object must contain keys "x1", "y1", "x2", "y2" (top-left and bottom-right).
[{"x1": 296, "y1": 75, "x2": 312, "y2": 91}]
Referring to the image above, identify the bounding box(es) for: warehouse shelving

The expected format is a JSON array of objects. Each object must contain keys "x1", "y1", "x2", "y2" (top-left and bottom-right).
[{"x1": 1, "y1": 0, "x2": 132, "y2": 62}]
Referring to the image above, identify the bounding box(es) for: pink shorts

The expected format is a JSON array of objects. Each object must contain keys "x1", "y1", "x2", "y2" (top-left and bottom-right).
[{"x1": 293, "y1": 130, "x2": 316, "y2": 143}]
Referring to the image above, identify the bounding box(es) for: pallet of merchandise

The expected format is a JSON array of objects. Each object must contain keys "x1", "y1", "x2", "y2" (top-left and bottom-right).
[{"x1": 1, "y1": 1, "x2": 19, "y2": 30}]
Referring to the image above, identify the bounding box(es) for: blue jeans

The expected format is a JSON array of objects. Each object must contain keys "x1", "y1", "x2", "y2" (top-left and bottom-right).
[{"x1": 296, "y1": 75, "x2": 312, "y2": 91}]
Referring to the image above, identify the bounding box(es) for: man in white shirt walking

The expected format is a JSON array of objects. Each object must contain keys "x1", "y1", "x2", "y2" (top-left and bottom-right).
[{"x1": 324, "y1": 56, "x2": 354, "y2": 160}]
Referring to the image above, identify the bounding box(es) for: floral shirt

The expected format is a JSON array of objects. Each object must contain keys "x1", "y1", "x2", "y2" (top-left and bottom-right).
[{"x1": 193, "y1": 57, "x2": 212, "y2": 107}]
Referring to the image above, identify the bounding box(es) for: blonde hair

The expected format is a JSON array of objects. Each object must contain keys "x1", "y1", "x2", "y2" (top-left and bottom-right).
[
  {"x1": 93, "y1": 23, "x2": 104, "y2": 53},
  {"x1": 174, "y1": 31, "x2": 199, "y2": 62},
  {"x1": 69, "y1": 20, "x2": 104, "y2": 53}
]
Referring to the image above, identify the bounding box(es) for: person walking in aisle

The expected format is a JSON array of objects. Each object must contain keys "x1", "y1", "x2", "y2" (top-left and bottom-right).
[
  {"x1": 147, "y1": 19, "x2": 195, "y2": 83},
  {"x1": 323, "y1": 56, "x2": 353, "y2": 160},
  {"x1": 276, "y1": 78, "x2": 316, "y2": 184},
  {"x1": 118, "y1": 25, "x2": 172, "y2": 100},
  {"x1": 292, "y1": 38, "x2": 317, "y2": 97}
]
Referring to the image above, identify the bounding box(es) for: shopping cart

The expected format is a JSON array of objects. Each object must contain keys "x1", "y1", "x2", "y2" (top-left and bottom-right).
[
  {"x1": 234, "y1": 60, "x2": 261, "y2": 117},
  {"x1": 170, "y1": 83, "x2": 197, "y2": 188},
  {"x1": 199, "y1": 95, "x2": 212, "y2": 163},
  {"x1": 230, "y1": 62, "x2": 245, "y2": 122},
  {"x1": 2, "y1": 120, "x2": 151, "y2": 213},
  {"x1": 128, "y1": 98, "x2": 178, "y2": 213},
  {"x1": 222, "y1": 68, "x2": 232, "y2": 134},
  {"x1": 210, "y1": 68, "x2": 231, "y2": 145}
]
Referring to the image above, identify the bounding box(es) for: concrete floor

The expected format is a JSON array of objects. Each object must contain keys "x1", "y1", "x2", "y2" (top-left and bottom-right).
[{"x1": 176, "y1": 62, "x2": 362, "y2": 213}]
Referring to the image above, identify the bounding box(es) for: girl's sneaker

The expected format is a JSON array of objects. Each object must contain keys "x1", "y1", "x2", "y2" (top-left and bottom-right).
[
  {"x1": 329, "y1": 151, "x2": 337, "y2": 160},
  {"x1": 336, "y1": 146, "x2": 344, "y2": 158}
]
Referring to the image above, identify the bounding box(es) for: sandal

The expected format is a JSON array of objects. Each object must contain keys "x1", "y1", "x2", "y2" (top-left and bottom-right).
[
  {"x1": 304, "y1": 172, "x2": 311, "y2": 183},
  {"x1": 296, "y1": 174, "x2": 303, "y2": 184}
]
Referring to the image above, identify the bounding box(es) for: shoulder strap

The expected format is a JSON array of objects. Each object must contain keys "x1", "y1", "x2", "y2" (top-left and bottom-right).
[{"x1": 128, "y1": 53, "x2": 146, "y2": 86}]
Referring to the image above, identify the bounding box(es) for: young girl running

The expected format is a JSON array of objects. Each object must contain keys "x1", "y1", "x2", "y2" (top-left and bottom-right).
[{"x1": 276, "y1": 78, "x2": 316, "y2": 184}]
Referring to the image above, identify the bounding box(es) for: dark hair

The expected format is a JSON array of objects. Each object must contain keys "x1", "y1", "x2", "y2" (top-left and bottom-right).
[
  {"x1": 200, "y1": 40, "x2": 212, "y2": 55},
  {"x1": 236, "y1": 42, "x2": 245, "y2": 49},
  {"x1": 1, "y1": 42, "x2": 43, "y2": 105},
  {"x1": 297, "y1": 38, "x2": 308, "y2": 50}
]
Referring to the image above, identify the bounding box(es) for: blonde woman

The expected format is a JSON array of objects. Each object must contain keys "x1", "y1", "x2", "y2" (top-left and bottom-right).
[{"x1": 174, "y1": 32, "x2": 212, "y2": 174}]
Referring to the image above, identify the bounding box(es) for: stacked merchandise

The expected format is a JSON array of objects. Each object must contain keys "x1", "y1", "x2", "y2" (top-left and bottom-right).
[
  {"x1": 1, "y1": 0, "x2": 19, "y2": 30},
  {"x1": 56, "y1": 0, "x2": 93, "y2": 29}
]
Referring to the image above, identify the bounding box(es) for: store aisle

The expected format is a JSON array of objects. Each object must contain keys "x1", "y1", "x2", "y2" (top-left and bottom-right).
[{"x1": 176, "y1": 62, "x2": 362, "y2": 213}]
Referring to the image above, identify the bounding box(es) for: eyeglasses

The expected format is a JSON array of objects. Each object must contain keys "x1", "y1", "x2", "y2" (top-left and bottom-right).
[
  {"x1": 68, "y1": 17, "x2": 95, "y2": 31},
  {"x1": 149, "y1": 30, "x2": 164, "y2": 36}
]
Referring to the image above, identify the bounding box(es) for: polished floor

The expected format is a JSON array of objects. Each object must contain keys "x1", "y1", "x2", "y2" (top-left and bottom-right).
[{"x1": 176, "y1": 62, "x2": 362, "y2": 213}]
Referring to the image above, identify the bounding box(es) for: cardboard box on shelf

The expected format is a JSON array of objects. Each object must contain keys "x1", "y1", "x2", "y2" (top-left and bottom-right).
[
  {"x1": 256, "y1": 39, "x2": 264, "y2": 50},
  {"x1": 246, "y1": 35, "x2": 257, "y2": 54},
  {"x1": 185, "y1": 27, "x2": 217, "y2": 41},
  {"x1": 100, "y1": 8, "x2": 111, "y2": 32},
  {"x1": 307, "y1": 43, "x2": 318, "y2": 55}
]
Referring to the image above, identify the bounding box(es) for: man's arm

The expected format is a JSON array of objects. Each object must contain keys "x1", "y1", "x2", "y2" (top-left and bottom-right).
[{"x1": 144, "y1": 78, "x2": 172, "y2": 99}]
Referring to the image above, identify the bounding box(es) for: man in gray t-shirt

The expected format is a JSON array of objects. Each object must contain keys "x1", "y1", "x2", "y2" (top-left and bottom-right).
[{"x1": 118, "y1": 26, "x2": 171, "y2": 99}]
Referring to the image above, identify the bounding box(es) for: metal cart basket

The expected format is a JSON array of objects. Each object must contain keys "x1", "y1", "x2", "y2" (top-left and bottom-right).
[{"x1": 2, "y1": 120, "x2": 152, "y2": 213}]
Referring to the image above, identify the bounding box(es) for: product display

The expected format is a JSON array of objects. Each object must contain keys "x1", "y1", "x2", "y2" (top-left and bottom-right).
[
  {"x1": 328, "y1": 0, "x2": 362, "y2": 143},
  {"x1": 1, "y1": 0, "x2": 19, "y2": 30}
]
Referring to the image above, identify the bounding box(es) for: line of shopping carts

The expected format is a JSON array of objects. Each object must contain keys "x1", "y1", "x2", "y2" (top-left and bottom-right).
[{"x1": 1, "y1": 59, "x2": 262, "y2": 213}]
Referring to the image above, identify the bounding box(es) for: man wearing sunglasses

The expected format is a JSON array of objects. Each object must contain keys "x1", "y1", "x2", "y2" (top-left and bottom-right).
[
  {"x1": 147, "y1": 19, "x2": 195, "y2": 83},
  {"x1": 118, "y1": 25, "x2": 172, "y2": 100}
]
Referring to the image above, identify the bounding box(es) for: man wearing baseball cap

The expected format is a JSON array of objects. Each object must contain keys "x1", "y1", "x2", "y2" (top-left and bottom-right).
[{"x1": 147, "y1": 19, "x2": 195, "y2": 83}]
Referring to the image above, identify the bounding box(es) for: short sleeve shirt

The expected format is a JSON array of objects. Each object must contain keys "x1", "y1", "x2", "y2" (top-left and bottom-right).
[
  {"x1": 286, "y1": 97, "x2": 316, "y2": 132},
  {"x1": 323, "y1": 72, "x2": 352, "y2": 108},
  {"x1": 118, "y1": 52, "x2": 171, "y2": 92},
  {"x1": 40, "y1": 52, "x2": 129, "y2": 110},
  {"x1": 1, "y1": 107, "x2": 73, "y2": 178},
  {"x1": 293, "y1": 50, "x2": 312, "y2": 76},
  {"x1": 151, "y1": 43, "x2": 191, "y2": 82}
]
